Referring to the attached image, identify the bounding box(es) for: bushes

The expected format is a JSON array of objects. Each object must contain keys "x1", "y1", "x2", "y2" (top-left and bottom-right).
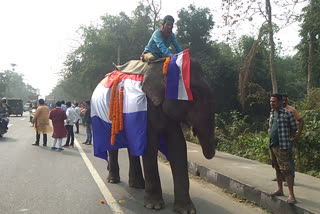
[
  {"x1": 183, "y1": 107, "x2": 320, "y2": 178},
  {"x1": 214, "y1": 111, "x2": 270, "y2": 164},
  {"x1": 294, "y1": 110, "x2": 320, "y2": 177}
]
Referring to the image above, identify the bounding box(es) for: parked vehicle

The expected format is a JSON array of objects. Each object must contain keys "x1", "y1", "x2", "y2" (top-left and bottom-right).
[{"x1": 7, "y1": 98, "x2": 23, "y2": 116}]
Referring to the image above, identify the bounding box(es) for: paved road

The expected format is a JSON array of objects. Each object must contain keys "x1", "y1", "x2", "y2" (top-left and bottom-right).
[{"x1": 0, "y1": 113, "x2": 269, "y2": 214}]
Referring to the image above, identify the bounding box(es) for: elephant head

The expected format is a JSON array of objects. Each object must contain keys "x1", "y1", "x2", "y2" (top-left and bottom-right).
[{"x1": 142, "y1": 58, "x2": 216, "y2": 159}]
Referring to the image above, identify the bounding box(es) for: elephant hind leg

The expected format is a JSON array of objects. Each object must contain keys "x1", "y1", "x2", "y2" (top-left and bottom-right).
[
  {"x1": 128, "y1": 150, "x2": 145, "y2": 189},
  {"x1": 107, "y1": 150, "x2": 120, "y2": 183}
]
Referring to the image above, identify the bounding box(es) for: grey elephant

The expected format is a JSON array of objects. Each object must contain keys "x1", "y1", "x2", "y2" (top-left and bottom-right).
[{"x1": 107, "y1": 58, "x2": 216, "y2": 214}]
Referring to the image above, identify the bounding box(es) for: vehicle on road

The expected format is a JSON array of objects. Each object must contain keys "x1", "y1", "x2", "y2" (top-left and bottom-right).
[
  {"x1": 0, "y1": 113, "x2": 9, "y2": 137},
  {"x1": 7, "y1": 98, "x2": 23, "y2": 116},
  {"x1": 24, "y1": 103, "x2": 31, "y2": 112},
  {"x1": 30, "y1": 108, "x2": 36, "y2": 125}
]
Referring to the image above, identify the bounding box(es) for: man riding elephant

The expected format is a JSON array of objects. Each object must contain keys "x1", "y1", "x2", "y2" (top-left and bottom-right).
[{"x1": 140, "y1": 15, "x2": 183, "y2": 63}]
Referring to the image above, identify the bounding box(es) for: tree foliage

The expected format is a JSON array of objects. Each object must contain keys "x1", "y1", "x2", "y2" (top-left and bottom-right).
[
  {"x1": 297, "y1": 0, "x2": 320, "y2": 90},
  {"x1": 49, "y1": 2, "x2": 319, "y2": 176},
  {"x1": 0, "y1": 69, "x2": 37, "y2": 101}
]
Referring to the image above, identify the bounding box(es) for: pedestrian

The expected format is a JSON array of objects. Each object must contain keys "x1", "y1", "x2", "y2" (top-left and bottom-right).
[
  {"x1": 32, "y1": 99, "x2": 52, "y2": 146},
  {"x1": 82, "y1": 100, "x2": 92, "y2": 145},
  {"x1": 269, "y1": 93, "x2": 297, "y2": 204},
  {"x1": 61, "y1": 100, "x2": 67, "y2": 111},
  {"x1": 140, "y1": 15, "x2": 182, "y2": 63},
  {"x1": 74, "y1": 103, "x2": 81, "y2": 134},
  {"x1": 49, "y1": 101, "x2": 68, "y2": 150},
  {"x1": 63, "y1": 102, "x2": 77, "y2": 147},
  {"x1": 282, "y1": 94, "x2": 304, "y2": 185}
]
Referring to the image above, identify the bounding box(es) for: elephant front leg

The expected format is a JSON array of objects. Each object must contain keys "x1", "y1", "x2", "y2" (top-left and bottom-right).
[
  {"x1": 127, "y1": 149, "x2": 145, "y2": 189},
  {"x1": 167, "y1": 124, "x2": 196, "y2": 214},
  {"x1": 107, "y1": 150, "x2": 120, "y2": 183},
  {"x1": 142, "y1": 128, "x2": 164, "y2": 210}
]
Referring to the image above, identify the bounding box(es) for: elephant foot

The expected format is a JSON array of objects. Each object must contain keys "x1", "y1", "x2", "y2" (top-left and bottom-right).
[
  {"x1": 144, "y1": 193, "x2": 165, "y2": 210},
  {"x1": 106, "y1": 173, "x2": 120, "y2": 184},
  {"x1": 173, "y1": 200, "x2": 196, "y2": 214},
  {"x1": 129, "y1": 177, "x2": 145, "y2": 189}
]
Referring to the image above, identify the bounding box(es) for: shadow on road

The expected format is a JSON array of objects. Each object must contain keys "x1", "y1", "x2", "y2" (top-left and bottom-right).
[{"x1": 0, "y1": 136, "x2": 18, "y2": 143}]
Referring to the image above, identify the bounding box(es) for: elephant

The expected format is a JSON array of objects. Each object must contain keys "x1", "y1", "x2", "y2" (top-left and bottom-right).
[{"x1": 106, "y1": 57, "x2": 216, "y2": 214}]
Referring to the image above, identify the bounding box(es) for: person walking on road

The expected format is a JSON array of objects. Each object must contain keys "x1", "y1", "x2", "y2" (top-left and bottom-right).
[
  {"x1": 74, "y1": 103, "x2": 81, "y2": 134},
  {"x1": 32, "y1": 99, "x2": 52, "y2": 146},
  {"x1": 269, "y1": 93, "x2": 297, "y2": 204},
  {"x1": 49, "y1": 101, "x2": 68, "y2": 150},
  {"x1": 82, "y1": 101, "x2": 92, "y2": 145},
  {"x1": 63, "y1": 102, "x2": 77, "y2": 147}
]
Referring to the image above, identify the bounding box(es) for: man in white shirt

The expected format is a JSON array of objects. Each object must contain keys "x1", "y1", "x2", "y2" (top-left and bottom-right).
[
  {"x1": 63, "y1": 102, "x2": 77, "y2": 147},
  {"x1": 74, "y1": 103, "x2": 81, "y2": 134}
]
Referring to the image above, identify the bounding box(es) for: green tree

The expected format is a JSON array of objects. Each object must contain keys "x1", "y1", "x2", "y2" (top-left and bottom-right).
[
  {"x1": 297, "y1": 0, "x2": 320, "y2": 92},
  {"x1": 52, "y1": 3, "x2": 154, "y2": 101},
  {"x1": 176, "y1": 4, "x2": 214, "y2": 54},
  {"x1": 1, "y1": 69, "x2": 38, "y2": 101}
]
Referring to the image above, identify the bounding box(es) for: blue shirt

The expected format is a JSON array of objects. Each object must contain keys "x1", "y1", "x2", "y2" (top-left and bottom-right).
[
  {"x1": 269, "y1": 107, "x2": 297, "y2": 149},
  {"x1": 269, "y1": 111, "x2": 279, "y2": 146},
  {"x1": 143, "y1": 29, "x2": 183, "y2": 59}
]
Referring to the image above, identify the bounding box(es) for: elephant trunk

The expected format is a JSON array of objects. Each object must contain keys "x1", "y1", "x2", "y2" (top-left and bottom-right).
[
  {"x1": 192, "y1": 125, "x2": 216, "y2": 160},
  {"x1": 200, "y1": 135, "x2": 216, "y2": 159}
]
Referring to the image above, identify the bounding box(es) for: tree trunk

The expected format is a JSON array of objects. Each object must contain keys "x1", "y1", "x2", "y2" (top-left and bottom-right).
[
  {"x1": 238, "y1": 27, "x2": 264, "y2": 111},
  {"x1": 307, "y1": 33, "x2": 313, "y2": 94},
  {"x1": 307, "y1": 0, "x2": 315, "y2": 94},
  {"x1": 266, "y1": 0, "x2": 278, "y2": 93}
]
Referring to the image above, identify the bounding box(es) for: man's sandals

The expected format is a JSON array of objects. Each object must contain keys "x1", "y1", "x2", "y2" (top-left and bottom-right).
[
  {"x1": 270, "y1": 191, "x2": 297, "y2": 204},
  {"x1": 286, "y1": 197, "x2": 297, "y2": 204},
  {"x1": 270, "y1": 191, "x2": 284, "y2": 197}
]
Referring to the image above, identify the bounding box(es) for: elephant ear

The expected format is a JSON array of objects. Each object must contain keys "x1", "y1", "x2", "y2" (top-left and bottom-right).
[{"x1": 142, "y1": 63, "x2": 166, "y2": 106}]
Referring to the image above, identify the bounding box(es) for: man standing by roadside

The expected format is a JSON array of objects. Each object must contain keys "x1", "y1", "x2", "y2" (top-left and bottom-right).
[
  {"x1": 282, "y1": 94, "x2": 304, "y2": 185},
  {"x1": 269, "y1": 93, "x2": 297, "y2": 204},
  {"x1": 49, "y1": 101, "x2": 68, "y2": 150},
  {"x1": 74, "y1": 103, "x2": 81, "y2": 134},
  {"x1": 32, "y1": 99, "x2": 52, "y2": 146},
  {"x1": 63, "y1": 102, "x2": 76, "y2": 147},
  {"x1": 82, "y1": 101, "x2": 92, "y2": 145}
]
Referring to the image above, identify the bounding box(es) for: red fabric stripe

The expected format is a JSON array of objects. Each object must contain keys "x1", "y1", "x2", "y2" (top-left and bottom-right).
[
  {"x1": 181, "y1": 49, "x2": 193, "y2": 100},
  {"x1": 100, "y1": 70, "x2": 143, "y2": 88}
]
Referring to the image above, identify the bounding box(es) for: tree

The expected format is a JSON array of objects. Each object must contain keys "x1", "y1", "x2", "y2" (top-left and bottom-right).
[
  {"x1": 220, "y1": 0, "x2": 305, "y2": 94},
  {"x1": 144, "y1": 0, "x2": 162, "y2": 31},
  {"x1": 176, "y1": 4, "x2": 214, "y2": 54},
  {"x1": 1, "y1": 69, "x2": 38, "y2": 101},
  {"x1": 0, "y1": 72, "x2": 8, "y2": 98},
  {"x1": 297, "y1": 0, "x2": 320, "y2": 93},
  {"x1": 52, "y1": 4, "x2": 155, "y2": 101}
]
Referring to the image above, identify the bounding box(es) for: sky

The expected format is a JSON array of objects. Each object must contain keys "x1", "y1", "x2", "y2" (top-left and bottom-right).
[{"x1": 0, "y1": 0, "x2": 303, "y2": 98}]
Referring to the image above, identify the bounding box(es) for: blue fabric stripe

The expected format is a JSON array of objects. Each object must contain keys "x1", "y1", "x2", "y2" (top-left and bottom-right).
[
  {"x1": 92, "y1": 111, "x2": 147, "y2": 160},
  {"x1": 166, "y1": 55, "x2": 179, "y2": 99}
]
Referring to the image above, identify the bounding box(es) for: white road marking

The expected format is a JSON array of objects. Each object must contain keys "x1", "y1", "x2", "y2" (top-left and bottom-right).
[
  {"x1": 74, "y1": 139, "x2": 123, "y2": 214},
  {"x1": 20, "y1": 118, "x2": 26, "y2": 121},
  {"x1": 8, "y1": 124, "x2": 13, "y2": 127}
]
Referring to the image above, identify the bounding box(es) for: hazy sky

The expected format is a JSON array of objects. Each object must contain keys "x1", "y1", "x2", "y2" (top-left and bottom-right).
[{"x1": 0, "y1": 0, "x2": 302, "y2": 98}]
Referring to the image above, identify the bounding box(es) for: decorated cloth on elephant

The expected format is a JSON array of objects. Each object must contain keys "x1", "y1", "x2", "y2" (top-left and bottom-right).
[
  {"x1": 164, "y1": 49, "x2": 192, "y2": 101},
  {"x1": 91, "y1": 70, "x2": 147, "y2": 160},
  {"x1": 91, "y1": 49, "x2": 191, "y2": 161}
]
